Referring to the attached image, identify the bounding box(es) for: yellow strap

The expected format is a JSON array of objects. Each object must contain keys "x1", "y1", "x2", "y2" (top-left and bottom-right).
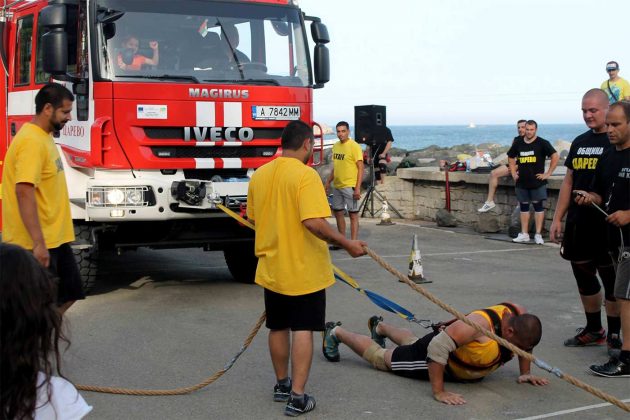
[{"x1": 216, "y1": 204, "x2": 255, "y2": 230}]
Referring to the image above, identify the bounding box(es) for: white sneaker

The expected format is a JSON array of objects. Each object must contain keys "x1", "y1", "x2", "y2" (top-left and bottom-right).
[
  {"x1": 478, "y1": 201, "x2": 496, "y2": 213},
  {"x1": 513, "y1": 233, "x2": 530, "y2": 243},
  {"x1": 534, "y1": 234, "x2": 544, "y2": 245}
]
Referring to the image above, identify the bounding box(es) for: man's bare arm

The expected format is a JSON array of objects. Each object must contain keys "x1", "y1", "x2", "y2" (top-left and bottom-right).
[
  {"x1": 325, "y1": 168, "x2": 334, "y2": 193},
  {"x1": 508, "y1": 157, "x2": 518, "y2": 180},
  {"x1": 354, "y1": 160, "x2": 364, "y2": 199},
  {"x1": 550, "y1": 169, "x2": 573, "y2": 243},
  {"x1": 537, "y1": 152, "x2": 559, "y2": 180},
  {"x1": 517, "y1": 354, "x2": 549, "y2": 386},
  {"x1": 302, "y1": 217, "x2": 366, "y2": 257},
  {"x1": 380, "y1": 141, "x2": 393, "y2": 157},
  {"x1": 15, "y1": 183, "x2": 49, "y2": 267},
  {"x1": 427, "y1": 313, "x2": 489, "y2": 405}
]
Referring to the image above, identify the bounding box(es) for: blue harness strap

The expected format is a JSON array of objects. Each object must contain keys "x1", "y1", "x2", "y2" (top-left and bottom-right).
[{"x1": 333, "y1": 268, "x2": 431, "y2": 327}]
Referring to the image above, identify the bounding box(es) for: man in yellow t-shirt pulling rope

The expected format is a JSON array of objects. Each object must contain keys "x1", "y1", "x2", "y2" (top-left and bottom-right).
[{"x1": 247, "y1": 120, "x2": 366, "y2": 417}]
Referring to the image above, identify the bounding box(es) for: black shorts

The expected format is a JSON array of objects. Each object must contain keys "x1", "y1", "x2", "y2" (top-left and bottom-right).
[
  {"x1": 49, "y1": 243, "x2": 85, "y2": 305},
  {"x1": 264, "y1": 288, "x2": 326, "y2": 331},
  {"x1": 561, "y1": 221, "x2": 611, "y2": 263},
  {"x1": 390, "y1": 331, "x2": 438, "y2": 380}
]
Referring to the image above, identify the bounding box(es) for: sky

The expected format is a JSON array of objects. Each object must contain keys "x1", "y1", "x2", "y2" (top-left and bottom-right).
[{"x1": 299, "y1": 0, "x2": 630, "y2": 126}]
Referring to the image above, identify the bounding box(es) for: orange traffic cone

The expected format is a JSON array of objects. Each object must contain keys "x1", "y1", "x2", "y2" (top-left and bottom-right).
[{"x1": 406, "y1": 234, "x2": 431, "y2": 284}]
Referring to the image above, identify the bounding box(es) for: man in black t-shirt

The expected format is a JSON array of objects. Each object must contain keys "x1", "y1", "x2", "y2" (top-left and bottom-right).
[
  {"x1": 550, "y1": 89, "x2": 619, "y2": 350},
  {"x1": 575, "y1": 101, "x2": 630, "y2": 378},
  {"x1": 507, "y1": 120, "x2": 559, "y2": 244},
  {"x1": 366, "y1": 127, "x2": 394, "y2": 185}
]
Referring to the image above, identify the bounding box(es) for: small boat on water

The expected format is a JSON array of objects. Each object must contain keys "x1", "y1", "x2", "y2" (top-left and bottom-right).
[{"x1": 468, "y1": 122, "x2": 476, "y2": 128}]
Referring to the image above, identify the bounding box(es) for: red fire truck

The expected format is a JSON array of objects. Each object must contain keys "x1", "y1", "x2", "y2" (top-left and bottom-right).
[{"x1": 0, "y1": 0, "x2": 329, "y2": 291}]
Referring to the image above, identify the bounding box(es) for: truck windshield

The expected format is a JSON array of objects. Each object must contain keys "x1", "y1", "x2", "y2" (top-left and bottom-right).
[{"x1": 95, "y1": 0, "x2": 311, "y2": 87}]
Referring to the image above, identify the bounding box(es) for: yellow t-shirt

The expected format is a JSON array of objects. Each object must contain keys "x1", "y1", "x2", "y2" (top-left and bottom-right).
[
  {"x1": 247, "y1": 157, "x2": 334, "y2": 296},
  {"x1": 2, "y1": 123, "x2": 74, "y2": 249},
  {"x1": 332, "y1": 139, "x2": 363, "y2": 189},
  {"x1": 446, "y1": 304, "x2": 514, "y2": 380},
  {"x1": 601, "y1": 77, "x2": 630, "y2": 104}
]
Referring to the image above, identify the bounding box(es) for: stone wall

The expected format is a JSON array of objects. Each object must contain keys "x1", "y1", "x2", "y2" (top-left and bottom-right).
[{"x1": 376, "y1": 168, "x2": 563, "y2": 231}]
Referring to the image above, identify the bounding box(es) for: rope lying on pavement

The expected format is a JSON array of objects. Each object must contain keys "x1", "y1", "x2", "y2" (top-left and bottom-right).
[
  {"x1": 364, "y1": 247, "x2": 630, "y2": 413},
  {"x1": 76, "y1": 312, "x2": 266, "y2": 395}
]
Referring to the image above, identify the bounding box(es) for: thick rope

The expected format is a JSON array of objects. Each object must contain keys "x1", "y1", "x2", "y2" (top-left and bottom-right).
[
  {"x1": 76, "y1": 312, "x2": 266, "y2": 395},
  {"x1": 74, "y1": 203, "x2": 629, "y2": 411},
  {"x1": 364, "y1": 247, "x2": 630, "y2": 413}
]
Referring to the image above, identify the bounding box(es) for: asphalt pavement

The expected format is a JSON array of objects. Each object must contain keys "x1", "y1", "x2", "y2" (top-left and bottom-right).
[{"x1": 63, "y1": 218, "x2": 629, "y2": 419}]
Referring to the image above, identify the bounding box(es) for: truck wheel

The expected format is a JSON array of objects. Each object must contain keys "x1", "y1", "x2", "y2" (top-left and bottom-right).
[
  {"x1": 73, "y1": 224, "x2": 99, "y2": 294},
  {"x1": 224, "y1": 244, "x2": 257, "y2": 284}
]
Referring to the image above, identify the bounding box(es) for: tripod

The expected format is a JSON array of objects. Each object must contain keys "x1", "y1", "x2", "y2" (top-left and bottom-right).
[{"x1": 359, "y1": 151, "x2": 403, "y2": 218}]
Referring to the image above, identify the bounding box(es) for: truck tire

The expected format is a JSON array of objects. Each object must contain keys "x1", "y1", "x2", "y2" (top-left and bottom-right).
[
  {"x1": 73, "y1": 224, "x2": 99, "y2": 294},
  {"x1": 224, "y1": 244, "x2": 257, "y2": 284}
]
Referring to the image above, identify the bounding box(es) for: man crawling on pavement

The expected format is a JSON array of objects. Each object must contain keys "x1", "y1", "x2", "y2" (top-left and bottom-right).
[{"x1": 322, "y1": 302, "x2": 549, "y2": 405}]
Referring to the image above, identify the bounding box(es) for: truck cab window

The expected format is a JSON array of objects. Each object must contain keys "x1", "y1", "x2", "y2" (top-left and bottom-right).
[
  {"x1": 96, "y1": 0, "x2": 311, "y2": 87},
  {"x1": 14, "y1": 15, "x2": 33, "y2": 86},
  {"x1": 35, "y1": 15, "x2": 50, "y2": 84}
]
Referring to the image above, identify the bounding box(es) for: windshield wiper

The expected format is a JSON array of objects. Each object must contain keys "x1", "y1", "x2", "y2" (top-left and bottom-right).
[
  {"x1": 120, "y1": 74, "x2": 200, "y2": 83},
  {"x1": 205, "y1": 79, "x2": 281, "y2": 86}
]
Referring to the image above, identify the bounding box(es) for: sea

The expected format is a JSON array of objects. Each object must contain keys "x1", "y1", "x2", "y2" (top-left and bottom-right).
[{"x1": 325, "y1": 124, "x2": 586, "y2": 151}]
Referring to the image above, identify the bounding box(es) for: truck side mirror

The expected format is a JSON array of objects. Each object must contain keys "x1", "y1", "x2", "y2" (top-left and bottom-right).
[
  {"x1": 40, "y1": 4, "x2": 68, "y2": 75},
  {"x1": 310, "y1": 22, "x2": 329, "y2": 44},
  {"x1": 314, "y1": 44, "x2": 329, "y2": 88},
  {"x1": 103, "y1": 22, "x2": 116, "y2": 40}
]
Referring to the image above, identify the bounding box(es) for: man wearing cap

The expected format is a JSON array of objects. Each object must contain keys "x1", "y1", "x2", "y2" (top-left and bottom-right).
[{"x1": 601, "y1": 61, "x2": 630, "y2": 104}]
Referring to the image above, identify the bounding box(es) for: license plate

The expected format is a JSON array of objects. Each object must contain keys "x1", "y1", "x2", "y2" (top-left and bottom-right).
[{"x1": 252, "y1": 106, "x2": 300, "y2": 120}]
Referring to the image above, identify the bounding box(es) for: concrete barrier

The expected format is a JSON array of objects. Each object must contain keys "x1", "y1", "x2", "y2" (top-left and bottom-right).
[{"x1": 375, "y1": 167, "x2": 563, "y2": 231}]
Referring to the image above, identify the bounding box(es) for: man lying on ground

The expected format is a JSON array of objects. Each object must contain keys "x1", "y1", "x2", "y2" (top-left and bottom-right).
[{"x1": 322, "y1": 302, "x2": 548, "y2": 405}]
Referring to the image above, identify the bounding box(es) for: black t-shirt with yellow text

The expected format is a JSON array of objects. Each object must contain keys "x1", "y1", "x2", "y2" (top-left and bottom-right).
[
  {"x1": 565, "y1": 130, "x2": 611, "y2": 224},
  {"x1": 507, "y1": 137, "x2": 556, "y2": 189}
]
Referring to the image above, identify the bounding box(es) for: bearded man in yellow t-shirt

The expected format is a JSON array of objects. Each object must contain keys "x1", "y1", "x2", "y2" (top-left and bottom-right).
[
  {"x1": 2, "y1": 83, "x2": 84, "y2": 313},
  {"x1": 325, "y1": 121, "x2": 364, "y2": 246},
  {"x1": 247, "y1": 120, "x2": 366, "y2": 416}
]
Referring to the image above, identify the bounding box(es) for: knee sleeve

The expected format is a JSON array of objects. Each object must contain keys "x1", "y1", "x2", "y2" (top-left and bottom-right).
[
  {"x1": 597, "y1": 263, "x2": 617, "y2": 302},
  {"x1": 532, "y1": 201, "x2": 544, "y2": 212},
  {"x1": 520, "y1": 202, "x2": 530, "y2": 212},
  {"x1": 571, "y1": 261, "x2": 601, "y2": 296},
  {"x1": 362, "y1": 343, "x2": 389, "y2": 371}
]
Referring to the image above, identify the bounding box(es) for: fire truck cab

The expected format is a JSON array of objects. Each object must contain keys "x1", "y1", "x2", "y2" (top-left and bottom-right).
[{"x1": 0, "y1": 0, "x2": 330, "y2": 291}]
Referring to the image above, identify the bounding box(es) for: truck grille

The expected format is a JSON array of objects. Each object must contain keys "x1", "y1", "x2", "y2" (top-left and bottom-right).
[
  {"x1": 151, "y1": 146, "x2": 277, "y2": 159},
  {"x1": 184, "y1": 169, "x2": 248, "y2": 180},
  {"x1": 144, "y1": 127, "x2": 283, "y2": 140}
]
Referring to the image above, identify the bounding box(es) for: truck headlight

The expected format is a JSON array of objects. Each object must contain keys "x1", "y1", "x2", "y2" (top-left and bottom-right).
[
  {"x1": 88, "y1": 186, "x2": 153, "y2": 207},
  {"x1": 106, "y1": 189, "x2": 125, "y2": 205},
  {"x1": 126, "y1": 190, "x2": 144, "y2": 205}
]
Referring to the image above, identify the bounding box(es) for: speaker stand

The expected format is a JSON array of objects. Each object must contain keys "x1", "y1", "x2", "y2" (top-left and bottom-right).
[{"x1": 359, "y1": 157, "x2": 403, "y2": 219}]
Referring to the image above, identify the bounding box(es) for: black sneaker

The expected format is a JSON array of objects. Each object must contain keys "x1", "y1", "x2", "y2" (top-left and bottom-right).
[
  {"x1": 607, "y1": 334, "x2": 622, "y2": 358},
  {"x1": 273, "y1": 379, "x2": 292, "y2": 402},
  {"x1": 589, "y1": 357, "x2": 630, "y2": 378},
  {"x1": 285, "y1": 394, "x2": 316, "y2": 417},
  {"x1": 368, "y1": 315, "x2": 386, "y2": 348},
  {"x1": 563, "y1": 327, "x2": 606, "y2": 347}
]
